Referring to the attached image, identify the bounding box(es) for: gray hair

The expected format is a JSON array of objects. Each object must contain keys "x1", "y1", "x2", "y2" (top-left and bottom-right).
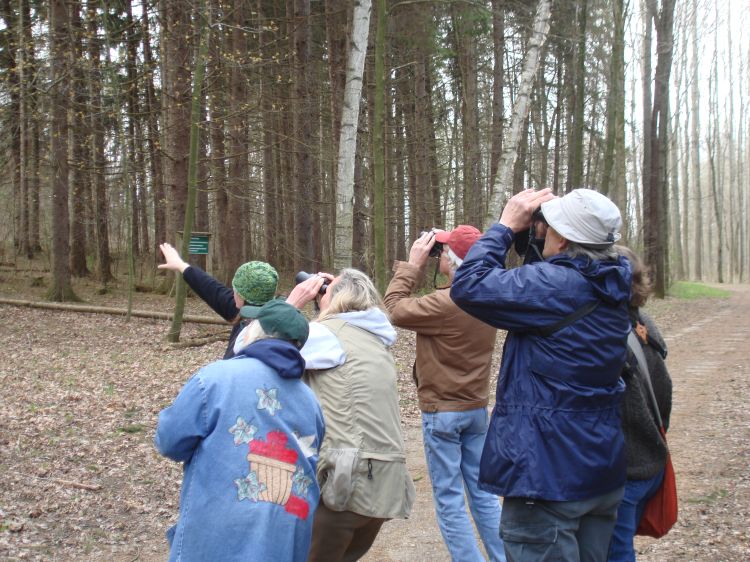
[
  {"x1": 445, "y1": 247, "x2": 463, "y2": 272},
  {"x1": 318, "y1": 268, "x2": 386, "y2": 320},
  {"x1": 237, "y1": 320, "x2": 271, "y2": 349},
  {"x1": 564, "y1": 241, "x2": 619, "y2": 262}
]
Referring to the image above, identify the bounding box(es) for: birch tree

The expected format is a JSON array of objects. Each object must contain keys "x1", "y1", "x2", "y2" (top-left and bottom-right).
[
  {"x1": 485, "y1": 0, "x2": 551, "y2": 228},
  {"x1": 334, "y1": 0, "x2": 371, "y2": 270}
]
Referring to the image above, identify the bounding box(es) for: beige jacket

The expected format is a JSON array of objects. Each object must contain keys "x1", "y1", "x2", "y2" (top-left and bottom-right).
[
  {"x1": 304, "y1": 318, "x2": 415, "y2": 519},
  {"x1": 383, "y1": 261, "x2": 497, "y2": 413}
]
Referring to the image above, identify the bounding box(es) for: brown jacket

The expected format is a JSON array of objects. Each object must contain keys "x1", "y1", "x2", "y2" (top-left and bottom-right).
[{"x1": 383, "y1": 261, "x2": 497, "y2": 413}]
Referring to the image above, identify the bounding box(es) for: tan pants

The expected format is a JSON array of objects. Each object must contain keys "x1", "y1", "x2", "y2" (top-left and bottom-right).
[{"x1": 307, "y1": 501, "x2": 388, "y2": 562}]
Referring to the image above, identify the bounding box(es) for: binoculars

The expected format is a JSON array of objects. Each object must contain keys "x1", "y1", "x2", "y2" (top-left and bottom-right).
[
  {"x1": 419, "y1": 230, "x2": 444, "y2": 258},
  {"x1": 294, "y1": 271, "x2": 329, "y2": 295}
]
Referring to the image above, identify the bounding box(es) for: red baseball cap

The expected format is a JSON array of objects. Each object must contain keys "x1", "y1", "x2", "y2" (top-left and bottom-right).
[{"x1": 434, "y1": 225, "x2": 482, "y2": 260}]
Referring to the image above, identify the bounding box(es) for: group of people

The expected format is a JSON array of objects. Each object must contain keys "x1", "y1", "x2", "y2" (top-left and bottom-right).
[{"x1": 155, "y1": 187, "x2": 672, "y2": 562}]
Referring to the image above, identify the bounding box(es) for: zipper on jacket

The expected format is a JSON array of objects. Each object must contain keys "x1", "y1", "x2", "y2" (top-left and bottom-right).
[{"x1": 367, "y1": 459, "x2": 373, "y2": 480}]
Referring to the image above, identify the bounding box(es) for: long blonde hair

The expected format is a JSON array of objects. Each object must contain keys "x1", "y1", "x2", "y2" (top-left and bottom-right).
[{"x1": 318, "y1": 268, "x2": 387, "y2": 321}]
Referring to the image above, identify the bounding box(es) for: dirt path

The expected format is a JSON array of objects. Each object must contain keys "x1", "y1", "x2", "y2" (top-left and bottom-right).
[{"x1": 0, "y1": 284, "x2": 748, "y2": 561}]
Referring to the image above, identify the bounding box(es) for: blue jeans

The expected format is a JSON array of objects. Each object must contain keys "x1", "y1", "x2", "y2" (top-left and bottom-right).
[
  {"x1": 608, "y1": 471, "x2": 664, "y2": 562},
  {"x1": 500, "y1": 486, "x2": 624, "y2": 562},
  {"x1": 422, "y1": 409, "x2": 506, "y2": 562}
]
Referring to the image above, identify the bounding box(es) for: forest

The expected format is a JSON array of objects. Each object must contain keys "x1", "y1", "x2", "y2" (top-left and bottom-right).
[{"x1": 1, "y1": 0, "x2": 748, "y2": 304}]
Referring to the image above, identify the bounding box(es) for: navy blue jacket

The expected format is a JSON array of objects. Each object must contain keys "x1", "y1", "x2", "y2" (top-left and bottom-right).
[
  {"x1": 450, "y1": 223, "x2": 632, "y2": 501},
  {"x1": 183, "y1": 266, "x2": 242, "y2": 359}
]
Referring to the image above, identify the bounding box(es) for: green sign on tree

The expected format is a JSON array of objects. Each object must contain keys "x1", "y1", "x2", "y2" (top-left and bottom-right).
[{"x1": 188, "y1": 234, "x2": 209, "y2": 255}]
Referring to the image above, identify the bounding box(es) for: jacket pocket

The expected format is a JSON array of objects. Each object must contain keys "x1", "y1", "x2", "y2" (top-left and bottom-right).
[{"x1": 319, "y1": 448, "x2": 359, "y2": 510}]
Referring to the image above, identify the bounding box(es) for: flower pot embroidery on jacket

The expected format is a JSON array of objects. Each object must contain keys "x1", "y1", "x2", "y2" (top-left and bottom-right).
[{"x1": 228, "y1": 386, "x2": 317, "y2": 520}]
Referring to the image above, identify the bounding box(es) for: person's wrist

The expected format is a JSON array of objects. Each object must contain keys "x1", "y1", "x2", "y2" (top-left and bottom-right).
[{"x1": 498, "y1": 220, "x2": 522, "y2": 233}]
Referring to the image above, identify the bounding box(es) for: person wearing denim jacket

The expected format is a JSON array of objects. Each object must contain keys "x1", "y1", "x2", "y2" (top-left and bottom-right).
[
  {"x1": 155, "y1": 301, "x2": 325, "y2": 562},
  {"x1": 383, "y1": 226, "x2": 506, "y2": 562}
]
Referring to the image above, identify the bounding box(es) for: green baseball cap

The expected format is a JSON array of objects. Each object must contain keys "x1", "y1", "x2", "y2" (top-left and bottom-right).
[
  {"x1": 240, "y1": 300, "x2": 309, "y2": 349},
  {"x1": 232, "y1": 261, "x2": 278, "y2": 305}
]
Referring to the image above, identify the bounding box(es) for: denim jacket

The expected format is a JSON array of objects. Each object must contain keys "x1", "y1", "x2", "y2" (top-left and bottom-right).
[{"x1": 155, "y1": 339, "x2": 325, "y2": 561}]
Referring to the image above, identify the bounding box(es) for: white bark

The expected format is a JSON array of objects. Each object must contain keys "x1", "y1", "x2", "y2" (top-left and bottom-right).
[
  {"x1": 334, "y1": 0, "x2": 372, "y2": 270},
  {"x1": 485, "y1": 0, "x2": 552, "y2": 229}
]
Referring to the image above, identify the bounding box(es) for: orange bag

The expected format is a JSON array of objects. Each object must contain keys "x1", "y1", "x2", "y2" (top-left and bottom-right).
[{"x1": 636, "y1": 428, "x2": 678, "y2": 538}]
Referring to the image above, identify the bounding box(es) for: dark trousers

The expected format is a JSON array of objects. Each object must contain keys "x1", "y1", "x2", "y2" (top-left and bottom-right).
[
  {"x1": 500, "y1": 487, "x2": 624, "y2": 562},
  {"x1": 307, "y1": 501, "x2": 388, "y2": 562}
]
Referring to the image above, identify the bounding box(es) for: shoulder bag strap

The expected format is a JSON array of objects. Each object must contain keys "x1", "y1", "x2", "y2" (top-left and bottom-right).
[
  {"x1": 627, "y1": 330, "x2": 664, "y2": 429},
  {"x1": 526, "y1": 300, "x2": 600, "y2": 337}
]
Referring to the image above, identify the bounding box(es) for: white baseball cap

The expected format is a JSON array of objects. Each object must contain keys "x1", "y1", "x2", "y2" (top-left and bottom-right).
[{"x1": 540, "y1": 188, "x2": 622, "y2": 249}]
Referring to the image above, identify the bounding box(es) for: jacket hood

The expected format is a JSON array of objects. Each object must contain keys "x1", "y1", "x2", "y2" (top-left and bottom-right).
[
  {"x1": 548, "y1": 254, "x2": 632, "y2": 305},
  {"x1": 234, "y1": 338, "x2": 306, "y2": 379},
  {"x1": 336, "y1": 308, "x2": 397, "y2": 346}
]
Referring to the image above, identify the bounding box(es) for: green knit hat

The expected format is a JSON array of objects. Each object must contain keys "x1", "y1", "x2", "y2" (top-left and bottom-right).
[{"x1": 232, "y1": 261, "x2": 278, "y2": 305}]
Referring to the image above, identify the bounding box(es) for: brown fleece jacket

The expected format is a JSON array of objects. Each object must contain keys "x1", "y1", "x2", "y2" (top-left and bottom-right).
[{"x1": 383, "y1": 261, "x2": 497, "y2": 413}]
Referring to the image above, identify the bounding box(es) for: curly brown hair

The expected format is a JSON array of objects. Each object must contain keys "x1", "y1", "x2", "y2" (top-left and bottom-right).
[{"x1": 615, "y1": 245, "x2": 652, "y2": 308}]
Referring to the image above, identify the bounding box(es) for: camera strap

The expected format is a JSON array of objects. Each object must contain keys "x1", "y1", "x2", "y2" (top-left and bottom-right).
[{"x1": 431, "y1": 261, "x2": 440, "y2": 289}]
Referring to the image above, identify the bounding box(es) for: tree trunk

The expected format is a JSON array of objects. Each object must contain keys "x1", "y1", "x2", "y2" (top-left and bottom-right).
[
  {"x1": 48, "y1": 0, "x2": 78, "y2": 301},
  {"x1": 257, "y1": 0, "x2": 277, "y2": 266},
  {"x1": 601, "y1": 0, "x2": 625, "y2": 202},
  {"x1": 1, "y1": 0, "x2": 22, "y2": 256},
  {"x1": 690, "y1": 0, "x2": 702, "y2": 279},
  {"x1": 124, "y1": 0, "x2": 141, "y2": 258},
  {"x1": 69, "y1": 0, "x2": 90, "y2": 277},
  {"x1": 568, "y1": 0, "x2": 588, "y2": 191},
  {"x1": 86, "y1": 0, "x2": 112, "y2": 283},
  {"x1": 392, "y1": 101, "x2": 406, "y2": 262},
  {"x1": 552, "y1": 45, "x2": 563, "y2": 193},
  {"x1": 486, "y1": 0, "x2": 552, "y2": 227},
  {"x1": 0, "y1": 298, "x2": 231, "y2": 325},
  {"x1": 643, "y1": 0, "x2": 677, "y2": 297},
  {"x1": 680, "y1": 31, "x2": 690, "y2": 278},
  {"x1": 334, "y1": 0, "x2": 371, "y2": 271},
  {"x1": 640, "y1": 0, "x2": 654, "y2": 247},
  {"x1": 371, "y1": 0, "x2": 386, "y2": 286},
  {"x1": 167, "y1": 8, "x2": 209, "y2": 342},
  {"x1": 162, "y1": 0, "x2": 192, "y2": 254},
  {"x1": 707, "y1": 6, "x2": 723, "y2": 283},
  {"x1": 292, "y1": 0, "x2": 315, "y2": 273},
  {"x1": 325, "y1": 0, "x2": 348, "y2": 173},
  {"x1": 489, "y1": 0, "x2": 505, "y2": 213},
  {"x1": 17, "y1": 0, "x2": 32, "y2": 258},
  {"x1": 142, "y1": 0, "x2": 164, "y2": 259},
  {"x1": 225, "y1": 2, "x2": 247, "y2": 278},
  {"x1": 451, "y1": 2, "x2": 482, "y2": 227},
  {"x1": 669, "y1": 114, "x2": 684, "y2": 280}
]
